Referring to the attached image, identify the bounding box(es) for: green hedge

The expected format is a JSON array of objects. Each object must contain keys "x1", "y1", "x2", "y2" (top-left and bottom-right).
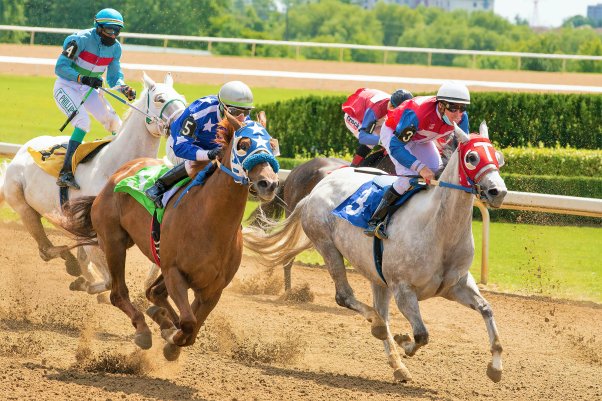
[{"x1": 259, "y1": 92, "x2": 602, "y2": 157}]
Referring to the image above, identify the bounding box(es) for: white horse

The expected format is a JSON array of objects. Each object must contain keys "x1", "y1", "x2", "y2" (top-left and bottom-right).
[
  {"x1": 243, "y1": 122, "x2": 507, "y2": 383},
  {"x1": 0, "y1": 72, "x2": 186, "y2": 295}
]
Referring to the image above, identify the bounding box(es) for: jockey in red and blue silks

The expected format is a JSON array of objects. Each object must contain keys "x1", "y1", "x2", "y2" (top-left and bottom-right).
[
  {"x1": 54, "y1": 8, "x2": 136, "y2": 189},
  {"x1": 342, "y1": 88, "x2": 413, "y2": 167},
  {"x1": 145, "y1": 81, "x2": 255, "y2": 208},
  {"x1": 364, "y1": 81, "x2": 471, "y2": 239}
]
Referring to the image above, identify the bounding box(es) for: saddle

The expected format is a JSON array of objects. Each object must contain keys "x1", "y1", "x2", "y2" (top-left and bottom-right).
[{"x1": 27, "y1": 139, "x2": 112, "y2": 178}]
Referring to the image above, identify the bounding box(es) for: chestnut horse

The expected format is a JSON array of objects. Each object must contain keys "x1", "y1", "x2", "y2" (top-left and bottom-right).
[{"x1": 61, "y1": 112, "x2": 279, "y2": 359}]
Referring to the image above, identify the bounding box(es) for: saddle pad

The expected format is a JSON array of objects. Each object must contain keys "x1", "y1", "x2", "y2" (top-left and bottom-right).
[
  {"x1": 27, "y1": 139, "x2": 112, "y2": 178},
  {"x1": 332, "y1": 177, "x2": 424, "y2": 229},
  {"x1": 114, "y1": 165, "x2": 190, "y2": 223}
]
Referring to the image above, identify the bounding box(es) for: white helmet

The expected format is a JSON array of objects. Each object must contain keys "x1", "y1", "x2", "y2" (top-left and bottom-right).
[
  {"x1": 436, "y1": 81, "x2": 470, "y2": 104},
  {"x1": 218, "y1": 81, "x2": 254, "y2": 109}
]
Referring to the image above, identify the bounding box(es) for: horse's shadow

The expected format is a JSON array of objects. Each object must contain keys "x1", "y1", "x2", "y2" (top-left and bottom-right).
[
  {"x1": 255, "y1": 363, "x2": 442, "y2": 398},
  {"x1": 240, "y1": 294, "x2": 355, "y2": 316},
  {"x1": 26, "y1": 362, "x2": 204, "y2": 401}
]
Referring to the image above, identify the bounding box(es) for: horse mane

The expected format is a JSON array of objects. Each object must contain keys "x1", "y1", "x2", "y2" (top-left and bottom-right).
[
  {"x1": 215, "y1": 119, "x2": 235, "y2": 147},
  {"x1": 121, "y1": 86, "x2": 150, "y2": 123}
]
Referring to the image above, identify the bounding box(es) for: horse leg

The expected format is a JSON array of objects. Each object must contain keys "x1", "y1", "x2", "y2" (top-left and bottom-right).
[
  {"x1": 105, "y1": 236, "x2": 152, "y2": 350},
  {"x1": 283, "y1": 259, "x2": 293, "y2": 292},
  {"x1": 86, "y1": 246, "x2": 113, "y2": 295},
  {"x1": 146, "y1": 275, "x2": 181, "y2": 332},
  {"x1": 161, "y1": 266, "x2": 196, "y2": 347},
  {"x1": 316, "y1": 241, "x2": 387, "y2": 340},
  {"x1": 390, "y1": 283, "x2": 429, "y2": 357},
  {"x1": 442, "y1": 273, "x2": 503, "y2": 383},
  {"x1": 372, "y1": 283, "x2": 412, "y2": 382}
]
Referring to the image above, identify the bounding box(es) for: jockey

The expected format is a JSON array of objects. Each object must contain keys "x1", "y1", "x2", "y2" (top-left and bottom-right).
[
  {"x1": 364, "y1": 81, "x2": 471, "y2": 239},
  {"x1": 54, "y1": 8, "x2": 136, "y2": 189},
  {"x1": 342, "y1": 88, "x2": 413, "y2": 167},
  {"x1": 145, "y1": 81, "x2": 254, "y2": 208}
]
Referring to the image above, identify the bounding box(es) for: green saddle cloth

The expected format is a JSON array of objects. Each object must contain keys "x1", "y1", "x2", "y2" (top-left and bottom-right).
[{"x1": 114, "y1": 165, "x2": 190, "y2": 223}]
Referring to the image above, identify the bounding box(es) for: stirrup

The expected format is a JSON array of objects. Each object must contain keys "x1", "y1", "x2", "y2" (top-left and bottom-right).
[
  {"x1": 57, "y1": 172, "x2": 80, "y2": 190},
  {"x1": 374, "y1": 221, "x2": 389, "y2": 240}
]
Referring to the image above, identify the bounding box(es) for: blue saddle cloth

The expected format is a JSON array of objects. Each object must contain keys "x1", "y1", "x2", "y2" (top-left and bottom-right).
[{"x1": 332, "y1": 177, "x2": 425, "y2": 229}]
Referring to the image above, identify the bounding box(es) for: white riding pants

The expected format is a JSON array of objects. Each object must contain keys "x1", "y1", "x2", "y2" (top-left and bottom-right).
[
  {"x1": 380, "y1": 125, "x2": 441, "y2": 194},
  {"x1": 53, "y1": 78, "x2": 121, "y2": 133}
]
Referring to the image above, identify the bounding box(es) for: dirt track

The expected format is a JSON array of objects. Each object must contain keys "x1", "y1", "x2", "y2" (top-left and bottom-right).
[
  {"x1": 0, "y1": 221, "x2": 600, "y2": 401},
  {"x1": 2, "y1": 43, "x2": 601, "y2": 93}
]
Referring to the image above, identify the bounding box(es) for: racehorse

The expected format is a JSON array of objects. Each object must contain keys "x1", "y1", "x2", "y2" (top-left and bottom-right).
[
  {"x1": 247, "y1": 150, "x2": 394, "y2": 290},
  {"x1": 243, "y1": 122, "x2": 507, "y2": 383},
  {"x1": 0, "y1": 73, "x2": 186, "y2": 295},
  {"x1": 59, "y1": 111, "x2": 279, "y2": 359}
]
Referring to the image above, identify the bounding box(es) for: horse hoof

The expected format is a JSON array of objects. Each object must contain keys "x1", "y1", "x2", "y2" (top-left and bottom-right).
[
  {"x1": 64, "y1": 256, "x2": 82, "y2": 277},
  {"x1": 487, "y1": 362, "x2": 502, "y2": 383},
  {"x1": 68, "y1": 276, "x2": 87, "y2": 292},
  {"x1": 134, "y1": 332, "x2": 152, "y2": 350},
  {"x1": 371, "y1": 323, "x2": 388, "y2": 341},
  {"x1": 163, "y1": 343, "x2": 181, "y2": 361},
  {"x1": 146, "y1": 305, "x2": 162, "y2": 320},
  {"x1": 96, "y1": 292, "x2": 111, "y2": 304},
  {"x1": 393, "y1": 368, "x2": 412, "y2": 383}
]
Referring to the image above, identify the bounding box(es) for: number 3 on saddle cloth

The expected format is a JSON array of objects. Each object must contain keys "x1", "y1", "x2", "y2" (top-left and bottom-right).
[{"x1": 331, "y1": 176, "x2": 426, "y2": 284}]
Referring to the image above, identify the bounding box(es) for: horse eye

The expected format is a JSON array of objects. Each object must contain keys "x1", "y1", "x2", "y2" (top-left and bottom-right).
[
  {"x1": 155, "y1": 94, "x2": 166, "y2": 103},
  {"x1": 464, "y1": 151, "x2": 479, "y2": 170}
]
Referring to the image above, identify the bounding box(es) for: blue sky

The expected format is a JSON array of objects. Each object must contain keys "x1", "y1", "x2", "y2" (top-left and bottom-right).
[{"x1": 493, "y1": 0, "x2": 602, "y2": 26}]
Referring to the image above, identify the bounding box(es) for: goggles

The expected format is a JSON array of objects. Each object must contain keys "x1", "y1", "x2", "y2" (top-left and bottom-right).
[
  {"x1": 443, "y1": 102, "x2": 467, "y2": 113},
  {"x1": 223, "y1": 104, "x2": 252, "y2": 117},
  {"x1": 101, "y1": 25, "x2": 121, "y2": 37}
]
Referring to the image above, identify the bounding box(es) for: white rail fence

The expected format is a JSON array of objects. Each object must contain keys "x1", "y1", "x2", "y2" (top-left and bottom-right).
[
  {"x1": 1, "y1": 142, "x2": 601, "y2": 284},
  {"x1": 2, "y1": 25, "x2": 602, "y2": 71}
]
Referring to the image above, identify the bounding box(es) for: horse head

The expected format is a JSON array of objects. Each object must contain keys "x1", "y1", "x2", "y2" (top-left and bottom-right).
[
  {"x1": 216, "y1": 111, "x2": 280, "y2": 201},
  {"x1": 452, "y1": 121, "x2": 507, "y2": 208},
  {"x1": 137, "y1": 72, "x2": 187, "y2": 138}
]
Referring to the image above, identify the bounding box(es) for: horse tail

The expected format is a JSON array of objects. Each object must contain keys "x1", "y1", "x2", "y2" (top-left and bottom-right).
[
  {"x1": 246, "y1": 183, "x2": 286, "y2": 226},
  {"x1": 58, "y1": 196, "x2": 98, "y2": 246},
  {"x1": 0, "y1": 161, "x2": 7, "y2": 206},
  {"x1": 243, "y1": 196, "x2": 312, "y2": 268}
]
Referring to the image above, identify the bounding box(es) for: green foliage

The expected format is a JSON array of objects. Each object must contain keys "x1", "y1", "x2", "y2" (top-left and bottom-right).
[
  {"x1": 502, "y1": 147, "x2": 602, "y2": 177},
  {"x1": 259, "y1": 92, "x2": 602, "y2": 157}
]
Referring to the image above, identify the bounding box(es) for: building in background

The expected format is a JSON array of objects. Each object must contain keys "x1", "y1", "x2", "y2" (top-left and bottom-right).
[
  {"x1": 358, "y1": 0, "x2": 494, "y2": 12},
  {"x1": 588, "y1": 3, "x2": 602, "y2": 24}
]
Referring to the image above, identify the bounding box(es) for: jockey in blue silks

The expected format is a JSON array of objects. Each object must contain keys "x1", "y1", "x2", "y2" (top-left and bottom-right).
[
  {"x1": 54, "y1": 8, "x2": 137, "y2": 189},
  {"x1": 145, "y1": 81, "x2": 255, "y2": 208},
  {"x1": 364, "y1": 81, "x2": 471, "y2": 239}
]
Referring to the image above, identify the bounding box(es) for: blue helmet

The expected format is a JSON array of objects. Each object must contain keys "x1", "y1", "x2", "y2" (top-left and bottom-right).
[{"x1": 94, "y1": 8, "x2": 124, "y2": 28}]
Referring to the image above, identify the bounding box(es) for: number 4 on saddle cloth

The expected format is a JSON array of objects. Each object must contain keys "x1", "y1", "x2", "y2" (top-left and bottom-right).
[{"x1": 332, "y1": 175, "x2": 426, "y2": 230}]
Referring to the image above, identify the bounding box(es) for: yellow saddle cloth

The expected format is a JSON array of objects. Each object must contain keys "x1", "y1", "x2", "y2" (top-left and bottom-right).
[{"x1": 27, "y1": 139, "x2": 112, "y2": 178}]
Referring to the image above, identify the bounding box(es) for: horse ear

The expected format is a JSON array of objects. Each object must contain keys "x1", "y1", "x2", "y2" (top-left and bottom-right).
[
  {"x1": 224, "y1": 107, "x2": 244, "y2": 131},
  {"x1": 143, "y1": 72, "x2": 156, "y2": 89},
  {"x1": 479, "y1": 121, "x2": 489, "y2": 139},
  {"x1": 257, "y1": 111, "x2": 267, "y2": 127},
  {"x1": 453, "y1": 122, "x2": 470, "y2": 143},
  {"x1": 164, "y1": 73, "x2": 173, "y2": 87}
]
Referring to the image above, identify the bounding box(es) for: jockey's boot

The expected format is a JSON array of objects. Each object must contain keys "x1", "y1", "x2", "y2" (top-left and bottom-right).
[
  {"x1": 56, "y1": 140, "x2": 81, "y2": 190},
  {"x1": 364, "y1": 186, "x2": 402, "y2": 239},
  {"x1": 145, "y1": 163, "x2": 188, "y2": 208},
  {"x1": 350, "y1": 144, "x2": 372, "y2": 167}
]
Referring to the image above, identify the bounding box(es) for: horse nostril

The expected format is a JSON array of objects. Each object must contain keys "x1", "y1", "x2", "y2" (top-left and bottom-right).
[{"x1": 488, "y1": 188, "x2": 499, "y2": 197}]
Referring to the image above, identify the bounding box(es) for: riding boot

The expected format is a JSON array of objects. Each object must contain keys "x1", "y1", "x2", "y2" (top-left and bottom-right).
[
  {"x1": 350, "y1": 144, "x2": 372, "y2": 167},
  {"x1": 145, "y1": 163, "x2": 189, "y2": 208},
  {"x1": 56, "y1": 140, "x2": 82, "y2": 189},
  {"x1": 364, "y1": 186, "x2": 402, "y2": 239}
]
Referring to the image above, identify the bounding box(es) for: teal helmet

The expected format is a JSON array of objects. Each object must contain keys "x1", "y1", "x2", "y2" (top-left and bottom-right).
[{"x1": 94, "y1": 8, "x2": 124, "y2": 28}]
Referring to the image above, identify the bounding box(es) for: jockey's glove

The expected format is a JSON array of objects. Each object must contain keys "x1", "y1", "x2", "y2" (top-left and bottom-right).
[
  {"x1": 207, "y1": 147, "x2": 222, "y2": 161},
  {"x1": 79, "y1": 75, "x2": 103, "y2": 89},
  {"x1": 120, "y1": 85, "x2": 137, "y2": 101}
]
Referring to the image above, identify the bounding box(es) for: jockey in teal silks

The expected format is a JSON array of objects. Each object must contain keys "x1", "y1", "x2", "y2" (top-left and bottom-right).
[
  {"x1": 54, "y1": 8, "x2": 136, "y2": 189},
  {"x1": 364, "y1": 81, "x2": 471, "y2": 239},
  {"x1": 145, "y1": 81, "x2": 255, "y2": 208}
]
